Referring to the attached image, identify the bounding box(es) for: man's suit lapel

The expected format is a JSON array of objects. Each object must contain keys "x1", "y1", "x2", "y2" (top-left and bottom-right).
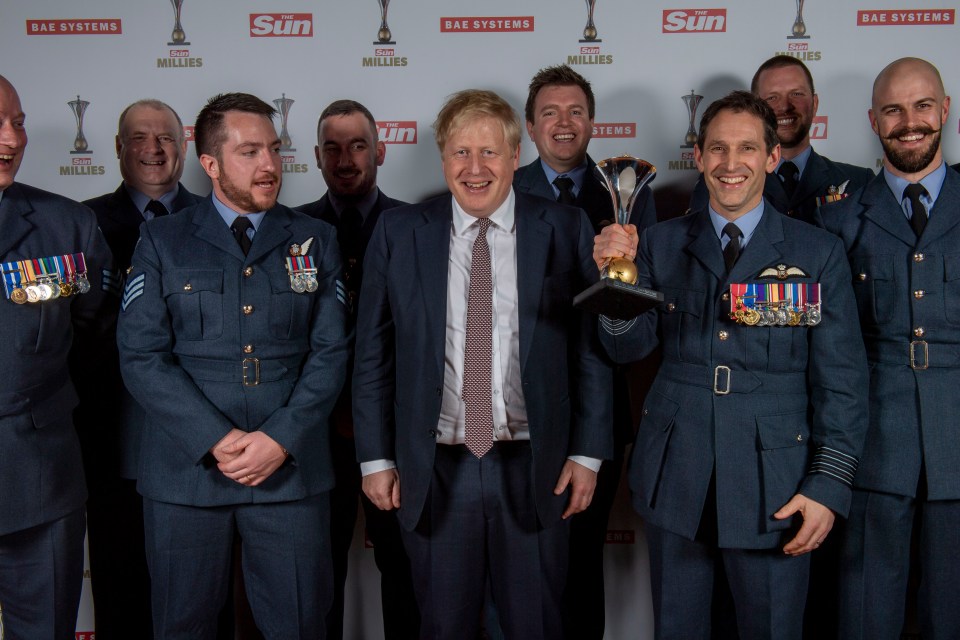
[
  {"x1": 247, "y1": 206, "x2": 293, "y2": 264},
  {"x1": 918, "y1": 168, "x2": 960, "y2": 249},
  {"x1": 516, "y1": 159, "x2": 556, "y2": 201},
  {"x1": 685, "y1": 209, "x2": 727, "y2": 282},
  {"x1": 860, "y1": 175, "x2": 917, "y2": 248},
  {"x1": 515, "y1": 193, "x2": 552, "y2": 371},
  {"x1": 0, "y1": 184, "x2": 35, "y2": 258},
  {"x1": 414, "y1": 197, "x2": 453, "y2": 375},
  {"x1": 191, "y1": 198, "x2": 248, "y2": 261},
  {"x1": 730, "y1": 206, "x2": 784, "y2": 282},
  {"x1": 793, "y1": 149, "x2": 828, "y2": 206}
]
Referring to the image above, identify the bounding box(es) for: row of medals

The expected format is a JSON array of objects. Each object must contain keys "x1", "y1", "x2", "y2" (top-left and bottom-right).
[
  {"x1": 289, "y1": 269, "x2": 318, "y2": 294},
  {"x1": 10, "y1": 274, "x2": 91, "y2": 304},
  {"x1": 731, "y1": 297, "x2": 822, "y2": 327}
]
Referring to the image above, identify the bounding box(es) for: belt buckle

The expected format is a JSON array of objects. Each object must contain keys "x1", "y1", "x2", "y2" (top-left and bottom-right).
[
  {"x1": 909, "y1": 341, "x2": 928, "y2": 370},
  {"x1": 242, "y1": 357, "x2": 261, "y2": 386},
  {"x1": 713, "y1": 365, "x2": 731, "y2": 395}
]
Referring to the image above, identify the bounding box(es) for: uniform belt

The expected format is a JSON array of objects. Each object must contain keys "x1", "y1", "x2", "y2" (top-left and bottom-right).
[
  {"x1": 866, "y1": 341, "x2": 960, "y2": 370},
  {"x1": 176, "y1": 355, "x2": 303, "y2": 386},
  {"x1": 0, "y1": 370, "x2": 70, "y2": 417},
  {"x1": 658, "y1": 360, "x2": 807, "y2": 395}
]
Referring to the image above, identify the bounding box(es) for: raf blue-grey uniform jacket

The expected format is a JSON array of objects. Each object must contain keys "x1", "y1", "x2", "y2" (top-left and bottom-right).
[
  {"x1": 0, "y1": 182, "x2": 113, "y2": 536},
  {"x1": 117, "y1": 197, "x2": 349, "y2": 506},
  {"x1": 820, "y1": 169, "x2": 960, "y2": 500},
  {"x1": 602, "y1": 202, "x2": 868, "y2": 548}
]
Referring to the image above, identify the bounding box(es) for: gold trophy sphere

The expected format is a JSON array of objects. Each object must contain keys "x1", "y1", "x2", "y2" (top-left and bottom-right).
[
  {"x1": 607, "y1": 257, "x2": 638, "y2": 285},
  {"x1": 378, "y1": 27, "x2": 392, "y2": 42},
  {"x1": 171, "y1": 28, "x2": 186, "y2": 44},
  {"x1": 583, "y1": 25, "x2": 597, "y2": 40}
]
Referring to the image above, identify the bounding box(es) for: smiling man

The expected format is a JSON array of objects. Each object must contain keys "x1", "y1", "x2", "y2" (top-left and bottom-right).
[
  {"x1": 594, "y1": 91, "x2": 867, "y2": 639},
  {"x1": 820, "y1": 57, "x2": 959, "y2": 640},
  {"x1": 690, "y1": 56, "x2": 874, "y2": 225},
  {"x1": 353, "y1": 89, "x2": 612, "y2": 639},
  {"x1": 513, "y1": 64, "x2": 658, "y2": 639},
  {"x1": 116, "y1": 92, "x2": 348, "y2": 637},
  {"x1": 80, "y1": 99, "x2": 201, "y2": 638}
]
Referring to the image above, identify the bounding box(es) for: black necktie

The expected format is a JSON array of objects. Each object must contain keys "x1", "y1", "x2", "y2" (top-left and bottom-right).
[
  {"x1": 553, "y1": 176, "x2": 577, "y2": 205},
  {"x1": 904, "y1": 183, "x2": 928, "y2": 237},
  {"x1": 338, "y1": 207, "x2": 363, "y2": 306},
  {"x1": 722, "y1": 222, "x2": 742, "y2": 273},
  {"x1": 145, "y1": 199, "x2": 169, "y2": 218},
  {"x1": 778, "y1": 161, "x2": 799, "y2": 199},
  {"x1": 231, "y1": 216, "x2": 253, "y2": 256}
]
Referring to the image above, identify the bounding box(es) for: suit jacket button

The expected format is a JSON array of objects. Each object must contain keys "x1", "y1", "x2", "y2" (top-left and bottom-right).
[
  {"x1": 914, "y1": 253, "x2": 925, "y2": 262},
  {"x1": 243, "y1": 266, "x2": 254, "y2": 277},
  {"x1": 243, "y1": 305, "x2": 254, "y2": 315},
  {"x1": 183, "y1": 283, "x2": 193, "y2": 291},
  {"x1": 914, "y1": 327, "x2": 925, "y2": 338},
  {"x1": 914, "y1": 290, "x2": 925, "y2": 299},
  {"x1": 858, "y1": 273, "x2": 867, "y2": 281},
  {"x1": 721, "y1": 292, "x2": 730, "y2": 301},
  {"x1": 243, "y1": 344, "x2": 254, "y2": 354},
  {"x1": 717, "y1": 330, "x2": 729, "y2": 341}
]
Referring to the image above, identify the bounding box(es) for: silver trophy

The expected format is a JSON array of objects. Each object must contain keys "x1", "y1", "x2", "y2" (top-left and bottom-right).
[
  {"x1": 573, "y1": 156, "x2": 663, "y2": 319},
  {"x1": 68, "y1": 95, "x2": 91, "y2": 154},
  {"x1": 273, "y1": 94, "x2": 296, "y2": 152},
  {"x1": 374, "y1": 0, "x2": 395, "y2": 44},
  {"x1": 168, "y1": 0, "x2": 189, "y2": 45},
  {"x1": 580, "y1": 0, "x2": 601, "y2": 42},
  {"x1": 681, "y1": 90, "x2": 703, "y2": 148},
  {"x1": 788, "y1": 0, "x2": 810, "y2": 39}
]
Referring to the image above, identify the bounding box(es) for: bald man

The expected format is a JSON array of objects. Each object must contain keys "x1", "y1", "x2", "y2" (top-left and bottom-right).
[
  {"x1": 0, "y1": 74, "x2": 114, "y2": 639},
  {"x1": 819, "y1": 57, "x2": 959, "y2": 640}
]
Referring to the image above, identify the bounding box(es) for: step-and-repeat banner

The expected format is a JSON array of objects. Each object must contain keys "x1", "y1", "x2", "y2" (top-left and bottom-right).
[{"x1": 2, "y1": 1, "x2": 956, "y2": 638}]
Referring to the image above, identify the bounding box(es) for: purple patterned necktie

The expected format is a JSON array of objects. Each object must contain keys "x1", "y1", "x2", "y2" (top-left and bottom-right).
[{"x1": 462, "y1": 217, "x2": 493, "y2": 458}]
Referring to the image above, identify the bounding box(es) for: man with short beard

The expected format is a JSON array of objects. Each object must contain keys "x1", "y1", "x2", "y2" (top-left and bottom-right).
[
  {"x1": 117, "y1": 92, "x2": 348, "y2": 637},
  {"x1": 79, "y1": 99, "x2": 201, "y2": 639},
  {"x1": 296, "y1": 100, "x2": 418, "y2": 640},
  {"x1": 690, "y1": 56, "x2": 874, "y2": 225},
  {"x1": 820, "y1": 57, "x2": 960, "y2": 640}
]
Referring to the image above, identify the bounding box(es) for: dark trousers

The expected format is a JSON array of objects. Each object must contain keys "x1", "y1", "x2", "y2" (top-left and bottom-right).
[
  {"x1": 402, "y1": 443, "x2": 569, "y2": 640},
  {"x1": 143, "y1": 494, "x2": 332, "y2": 640},
  {"x1": 0, "y1": 508, "x2": 85, "y2": 640},
  {"x1": 327, "y1": 431, "x2": 419, "y2": 640},
  {"x1": 86, "y1": 477, "x2": 153, "y2": 639},
  {"x1": 839, "y1": 488, "x2": 960, "y2": 640},
  {"x1": 646, "y1": 522, "x2": 809, "y2": 640}
]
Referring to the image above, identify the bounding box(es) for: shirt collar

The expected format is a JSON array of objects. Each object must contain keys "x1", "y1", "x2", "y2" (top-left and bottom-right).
[
  {"x1": 777, "y1": 145, "x2": 813, "y2": 178},
  {"x1": 708, "y1": 199, "x2": 765, "y2": 249},
  {"x1": 540, "y1": 158, "x2": 589, "y2": 198},
  {"x1": 211, "y1": 191, "x2": 267, "y2": 231},
  {"x1": 328, "y1": 187, "x2": 379, "y2": 221},
  {"x1": 124, "y1": 182, "x2": 181, "y2": 216},
  {"x1": 883, "y1": 161, "x2": 946, "y2": 209},
  {"x1": 452, "y1": 189, "x2": 515, "y2": 236}
]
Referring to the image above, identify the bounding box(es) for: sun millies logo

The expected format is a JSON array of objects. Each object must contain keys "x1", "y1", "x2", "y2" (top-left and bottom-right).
[
  {"x1": 377, "y1": 121, "x2": 417, "y2": 144},
  {"x1": 661, "y1": 9, "x2": 727, "y2": 33}
]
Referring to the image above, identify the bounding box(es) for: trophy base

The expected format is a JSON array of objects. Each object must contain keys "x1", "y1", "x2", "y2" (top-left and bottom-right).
[
  {"x1": 786, "y1": 35, "x2": 810, "y2": 39},
  {"x1": 168, "y1": 41, "x2": 191, "y2": 46},
  {"x1": 579, "y1": 38, "x2": 603, "y2": 43},
  {"x1": 374, "y1": 40, "x2": 397, "y2": 45},
  {"x1": 573, "y1": 278, "x2": 663, "y2": 321},
  {"x1": 69, "y1": 150, "x2": 93, "y2": 155}
]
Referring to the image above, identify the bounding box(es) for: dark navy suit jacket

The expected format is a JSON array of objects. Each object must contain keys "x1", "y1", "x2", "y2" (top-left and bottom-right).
[
  {"x1": 81, "y1": 182, "x2": 201, "y2": 480},
  {"x1": 117, "y1": 197, "x2": 349, "y2": 506},
  {"x1": 602, "y1": 202, "x2": 868, "y2": 548},
  {"x1": 352, "y1": 191, "x2": 613, "y2": 531},
  {"x1": 690, "y1": 148, "x2": 875, "y2": 224},
  {"x1": 0, "y1": 182, "x2": 113, "y2": 535},
  {"x1": 820, "y1": 168, "x2": 960, "y2": 500}
]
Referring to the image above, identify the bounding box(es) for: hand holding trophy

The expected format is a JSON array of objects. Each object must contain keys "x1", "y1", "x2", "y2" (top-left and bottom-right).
[{"x1": 573, "y1": 155, "x2": 663, "y2": 320}]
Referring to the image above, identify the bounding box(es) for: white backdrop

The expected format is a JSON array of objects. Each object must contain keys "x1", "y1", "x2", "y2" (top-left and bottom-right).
[{"x1": 2, "y1": 1, "x2": 957, "y2": 638}]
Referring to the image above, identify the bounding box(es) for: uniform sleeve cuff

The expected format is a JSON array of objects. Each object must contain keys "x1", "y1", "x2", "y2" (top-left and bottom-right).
[{"x1": 600, "y1": 316, "x2": 637, "y2": 335}]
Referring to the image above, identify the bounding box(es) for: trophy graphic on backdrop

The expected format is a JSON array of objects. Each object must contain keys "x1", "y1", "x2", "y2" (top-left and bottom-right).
[
  {"x1": 374, "y1": 0, "x2": 395, "y2": 44},
  {"x1": 788, "y1": 0, "x2": 810, "y2": 39},
  {"x1": 68, "y1": 95, "x2": 92, "y2": 154},
  {"x1": 580, "y1": 0, "x2": 601, "y2": 42},
  {"x1": 274, "y1": 94, "x2": 296, "y2": 152},
  {"x1": 168, "y1": 0, "x2": 189, "y2": 45},
  {"x1": 573, "y1": 156, "x2": 663, "y2": 320},
  {"x1": 681, "y1": 90, "x2": 703, "y2": 148}
]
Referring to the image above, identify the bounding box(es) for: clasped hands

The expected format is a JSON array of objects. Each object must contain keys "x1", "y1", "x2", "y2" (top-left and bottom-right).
[{"x1": 210, "y1": 428, "x2": 288, "y2": 487}]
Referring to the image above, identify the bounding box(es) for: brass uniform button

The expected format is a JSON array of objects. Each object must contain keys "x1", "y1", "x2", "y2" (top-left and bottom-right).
[
  {"x1": 243, "y1": 305, "x2": 254, "y2": 315},
  {"x1": 243, "y1": 344, "x2": 254, "y2": 354},
  {"x1": 183, "y1": 283, "x2": 192, "y2": 291},
  {"x1": 914, "y1": 290, "x2": 925, "y2": 299},
  {"x1": 914, "y1": 327, "x2": 925, "y2": 338},
  {"x1": 721, "y1": 292, "x2": 730, "y2": 302},
  {"x1": 858, "y1": 273, "x2": 867, "y2": 281},
  {"x1": 243, "y1": 267, "x2": 254, "y2": 277},
  {"x1": 797, "y1": 434, "x2": 804, "y2": 442},
  {"x1": 718, "y1": 331, "x2": 729, "y2": 341},
  {"x1": 914, "y1": 253, "x2": 925, "y2": 262},
  {"x1": 666, "y1": 302, "x2": 676, "y2": 312}
]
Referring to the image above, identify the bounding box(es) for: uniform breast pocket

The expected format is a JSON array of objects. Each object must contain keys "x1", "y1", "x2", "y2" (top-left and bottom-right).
[
  {"x1": 851, "y1": 255, "x2": 895, "y2": 325},
  {"x1": 942, "y1": 255, "x2": 960, "y2": 325},
  {"x1": 268, "y1": 271, "x2": 312, "y2": 340},
  {"x1": 660, "y1": 286, "x2": 704, "y2": 362},
  {"x1": 162, "y1": 269, "x2": 223, "y2": 340},
  {"x1": 12, "y1": 299, "x2": 70, "y2": 355},
  {"x1": 756, "y1": 411, "x2": 810, "y2": 531}
]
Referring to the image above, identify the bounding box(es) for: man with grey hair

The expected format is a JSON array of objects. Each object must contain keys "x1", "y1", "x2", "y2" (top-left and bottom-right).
[
  {"x1": 80, "y1": 98, "x2": 201, "y2": 639},
  {"x1": 353, "y1": 88, "x2": 612, "y2": 639}
]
